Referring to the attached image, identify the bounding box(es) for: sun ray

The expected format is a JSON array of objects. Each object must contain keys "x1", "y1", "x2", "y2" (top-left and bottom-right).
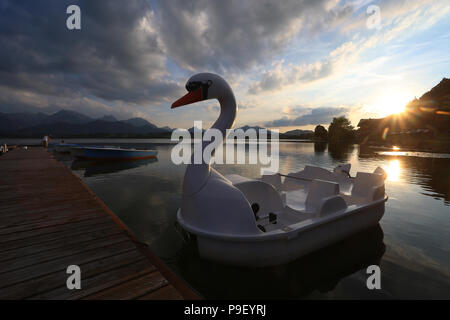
[{"x1": 366, "y1": 90, "x2": 413, "y2": 117}]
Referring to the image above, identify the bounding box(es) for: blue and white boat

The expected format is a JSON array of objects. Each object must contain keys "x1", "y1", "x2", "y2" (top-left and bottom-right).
[
  {"x1": 70, "y1": 146, "x2": 87, "y2": 158},
  {"x1": 55, "y1": 143, "x2": 80, "y2": 153},
  {"x1": 72, "y1": 146, "x2": 158, "y2": 160},
  {"x1": 69, "y1": 145, "x2": 118, "y2": 158}
]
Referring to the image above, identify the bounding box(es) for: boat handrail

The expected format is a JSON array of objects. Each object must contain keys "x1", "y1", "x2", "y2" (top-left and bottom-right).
[
  {"x1": 277, "y1": 173, "x2": 312, "y2": 182},
  {"x1": 278, "y1": 172, "x2": 353, "y2": 181}
]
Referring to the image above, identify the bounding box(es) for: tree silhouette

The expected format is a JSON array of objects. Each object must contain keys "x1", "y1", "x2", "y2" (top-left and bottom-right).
[
  {"x1": 314, "y1": 125, "x2": 328, "y2": 141},
  {"x1": 328, "y1": 116, "x2": 355, "y2": 144}
]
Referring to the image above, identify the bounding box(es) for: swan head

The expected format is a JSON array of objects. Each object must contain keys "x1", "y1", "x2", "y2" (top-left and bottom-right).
[{"x1": 172, "y1": 73, "x2": 232, "y2": 108}]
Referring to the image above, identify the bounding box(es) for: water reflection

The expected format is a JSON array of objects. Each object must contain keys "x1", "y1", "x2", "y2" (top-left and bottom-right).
[
  {"x1": 45, "y1": 139, "x2": 450, "y2": 298},
  {"x1": 385, "y1": 159, "x2": 401, "y2": 182},
  {"x1": 328, "y1": 143, "x2": 355, "y2": 161},
  {"x1": 378, "y1": 155, "x2": 450, "y2": 204},
  {"x1": 176, "y1": 225, "x2": 385, "y2": 299},
  {"x1": 71, "y1": 158, "x2": 158, "y2": 177},
  {"x1": 314, "y1": 141, "x2": 327, "y2": 154}
]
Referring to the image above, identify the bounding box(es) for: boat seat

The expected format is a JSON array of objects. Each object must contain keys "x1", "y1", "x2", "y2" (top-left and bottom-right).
[
  {"x1": 225, "y1": 174, "x2": 254, "y2": 185},
  {"x1": 232, "y1": 180, "x2": 284, "y2": 220},
  {"x1": 301, "y1": 165, "x2": 336, "y2": 181},
  {"x1": 373, "y1": 166, "x2": 387, "y2": 180},
  {"x1": 282, "y1": 175, "x2": 309, "y2": 191},
  {"x1": 284, "y1": 188, "x2": 308, "y2": 209},
  {"x1": 351, "y1": 172, "x2": 385, "y2": 201},
  {"x1": 261, "y1": 171, "x2": 282, "y2": 191},
  {"x1": 305, "y1": 179, "x2": 347, "y2": 216},
  {"x1": 281, "y1": 165, "x2": 336, "y2": 191},
  {"x1": 333, "y1": 163, "x2": 351, "y2": 175}
]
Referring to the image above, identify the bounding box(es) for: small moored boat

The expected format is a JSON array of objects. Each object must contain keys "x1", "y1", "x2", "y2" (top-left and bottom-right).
[
  {"x1": 70, "y1": 146, "x2": 86, "y2": 158},
  {"x1": 69, "y1": 145, "x2": 115, "y2": 158},
  {"x1": 74, "y1": 146, "x2": 157, "y2": 160},
  {"x1": 55, "y1": 143, "x2": 80, "y2": 153}
]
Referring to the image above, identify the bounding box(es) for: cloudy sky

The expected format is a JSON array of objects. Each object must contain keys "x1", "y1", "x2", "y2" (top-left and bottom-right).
[{"x1": 0, "y1": 0, "x2": 449, "y2": 131}]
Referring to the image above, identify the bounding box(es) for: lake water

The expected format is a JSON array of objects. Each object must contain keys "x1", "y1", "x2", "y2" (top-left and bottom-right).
[{"x1": 9, "y1": 138, "x2": 449, "y2": 299}]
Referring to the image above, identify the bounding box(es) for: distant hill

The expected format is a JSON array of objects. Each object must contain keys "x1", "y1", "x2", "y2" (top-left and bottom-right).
[
  {"x1": 98, "y1": 115, "x2": 117, "y2": 122},
  {"x1": 187, "y1": 127, "x2": 206, "y2": 134},
  {"x1": 419, "y1": 77, "x2": 450, "y2": 103},
  {"x1": 0, "y1": 109, "x2": 170, "y2": 137},
  {"x1": 283, "y1": 129, "x2": 314, "y2": 136},
  {"x1": 236, "y1": 125, "x2": 267, "y2": 131},
  {"x1": 122, "y1": 117, "x2": 157, "y2": 128},
  {"x1": 42, "y1": 110, "x2": 93, "y2": 125}
]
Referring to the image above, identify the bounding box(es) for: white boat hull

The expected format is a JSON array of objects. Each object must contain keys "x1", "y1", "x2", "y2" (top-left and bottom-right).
[
  {"x1": 171, "y1": 74, "x2": 390, "y2": 268},
  {"x1": 178, "y1": 200, "x2": 385, "y2": 267}
]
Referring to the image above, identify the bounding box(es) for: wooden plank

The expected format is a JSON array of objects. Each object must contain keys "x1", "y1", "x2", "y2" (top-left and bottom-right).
[
  {"x1": 0, "y1": 250, "x2": 144, "y2": 299},
  {"x1": 80, "y1": 270, "x2": 168, "y2": 300},
  {"x1": 0, "y1": 209, "x2": 110, "y2": 235},
  {"x1": 0, "y1": 233, "x2": 129, "y2": 273},
  {"x1": 0, "y1": 220, "x2": 119, "y2": 253},
  {"x1": 0, "y1": 240, "x2": 137, "y2": 289},
  {"x1": 0, "y1": 198, "x2": 102, "y2": 217},
  {"x1": 0, "y1": 226, "x2": 123, "y2": 262},
  {"x1": 30, "y1": 259, "x2": 155, "y2": 300},
  {"x1": 0, "y1": 148, "x2": 197, "y2": 299},
  {"x1": 0, "y1": 207, "x2": 107, "y2": 229},
  {"x1": 0, "y1": 215, "x2": 115, "y2": 243},
  {"x1": 138, "y1": 284, "x2": 183, "y2": 300}
]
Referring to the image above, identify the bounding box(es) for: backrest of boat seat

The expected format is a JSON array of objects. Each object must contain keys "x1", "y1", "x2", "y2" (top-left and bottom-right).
[
  {"x1": 282, "y1": 166, "x2": 335, "y2": 191},
  {"x1": 281, "y1": 174, "x2": 308, "y2": 191},
  {"x1": 261, "y1": 172, "x2": 282, "y2": 191},
  {"x1": 303, "y1": 165, "x2": 335, "y2": 181},
  {"x1": 373, "y1": 166, "x2": 387, "y2": 180},
  {"x1": 333, "y1": 163, "x2": 351, "y2": 174},
  {"x1": 233, "y1": 180, "x2": 284, "y2": 217},
  {"x1": 351, "y1": 172, "x2": 385, "y2": 200},
  {"x1": 305, "y1": 179, "x2": 340, "y2": 212}
]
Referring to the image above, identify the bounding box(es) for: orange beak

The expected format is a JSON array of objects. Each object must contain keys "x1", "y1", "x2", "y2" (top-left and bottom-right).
[{"x1": 171, "y1": 88, "x2": 203, "y2": 109}]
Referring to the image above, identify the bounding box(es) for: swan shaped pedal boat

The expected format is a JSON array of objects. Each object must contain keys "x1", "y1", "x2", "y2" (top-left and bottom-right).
[{"x1": 172, "y1": 73, "x2": 388, "y2": 267}]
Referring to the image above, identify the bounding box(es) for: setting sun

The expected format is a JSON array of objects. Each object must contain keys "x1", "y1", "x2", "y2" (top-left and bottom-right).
[{"x1": 368, "y1": 90, "x2": 412, "y2": 117}]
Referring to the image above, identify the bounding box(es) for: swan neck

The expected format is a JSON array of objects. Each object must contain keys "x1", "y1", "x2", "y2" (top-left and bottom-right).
[
  {"x1": 183, "y1": 89, "x2": 237, "y2": 196},
  {"x1": 212, "y1": 92, "x2": 237, "y2": 136}
]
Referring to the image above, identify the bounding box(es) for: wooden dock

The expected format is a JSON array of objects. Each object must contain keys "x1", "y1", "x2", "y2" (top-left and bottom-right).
[{"x1": 0, "y1": 147, "x2": 198, "y2": 300}]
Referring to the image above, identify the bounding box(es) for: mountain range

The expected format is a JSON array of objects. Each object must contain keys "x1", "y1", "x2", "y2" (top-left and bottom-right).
[
  {"x1": 0, "y1": 109, "x2": 170, "y2": 137},
  {"x1": 282, "y1": 129, "x2": 314, "y2": 137},
  {"x1": 0, "y1": 108, "x2": 314, "y2": 138}
]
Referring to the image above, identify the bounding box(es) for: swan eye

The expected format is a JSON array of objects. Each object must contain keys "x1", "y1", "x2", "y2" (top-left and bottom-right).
[
  {"x1": 185, "y1": 80, "x2": 213, "y2": 100},
  {"x1": 186, "y1": 80, "x2": 212, "y2": 92},
  {"x1": 186, "y1": 82, "x2": 200, "y2": 92}
]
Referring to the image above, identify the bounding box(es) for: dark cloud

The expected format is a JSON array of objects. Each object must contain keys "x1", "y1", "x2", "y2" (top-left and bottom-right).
[
  {"x1": 156, "y1": 0, "x2": 352, "y2": 72},
  {"x1": 264, "y1": 106, "x2": 350, "y2": 127},
  {"x1": 248, "y1": 58, "x2": 333, "y2": 94},
  {"x1": 0, "y1": 0, "x2": 352, "y2": 116},
  {"x1": 0, "y1": 0, "x2": 178, "y2": 113}
]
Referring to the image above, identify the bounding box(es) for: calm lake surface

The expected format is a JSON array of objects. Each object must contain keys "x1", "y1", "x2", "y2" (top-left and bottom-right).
[{"x1": 9, "y1": 138, "x2": 449, "y2": 299}]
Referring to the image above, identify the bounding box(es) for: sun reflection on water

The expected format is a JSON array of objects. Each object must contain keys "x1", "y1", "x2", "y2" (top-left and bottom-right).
[{"x1": 385, "y1": 159, "x2": 401, "y2": 182}]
